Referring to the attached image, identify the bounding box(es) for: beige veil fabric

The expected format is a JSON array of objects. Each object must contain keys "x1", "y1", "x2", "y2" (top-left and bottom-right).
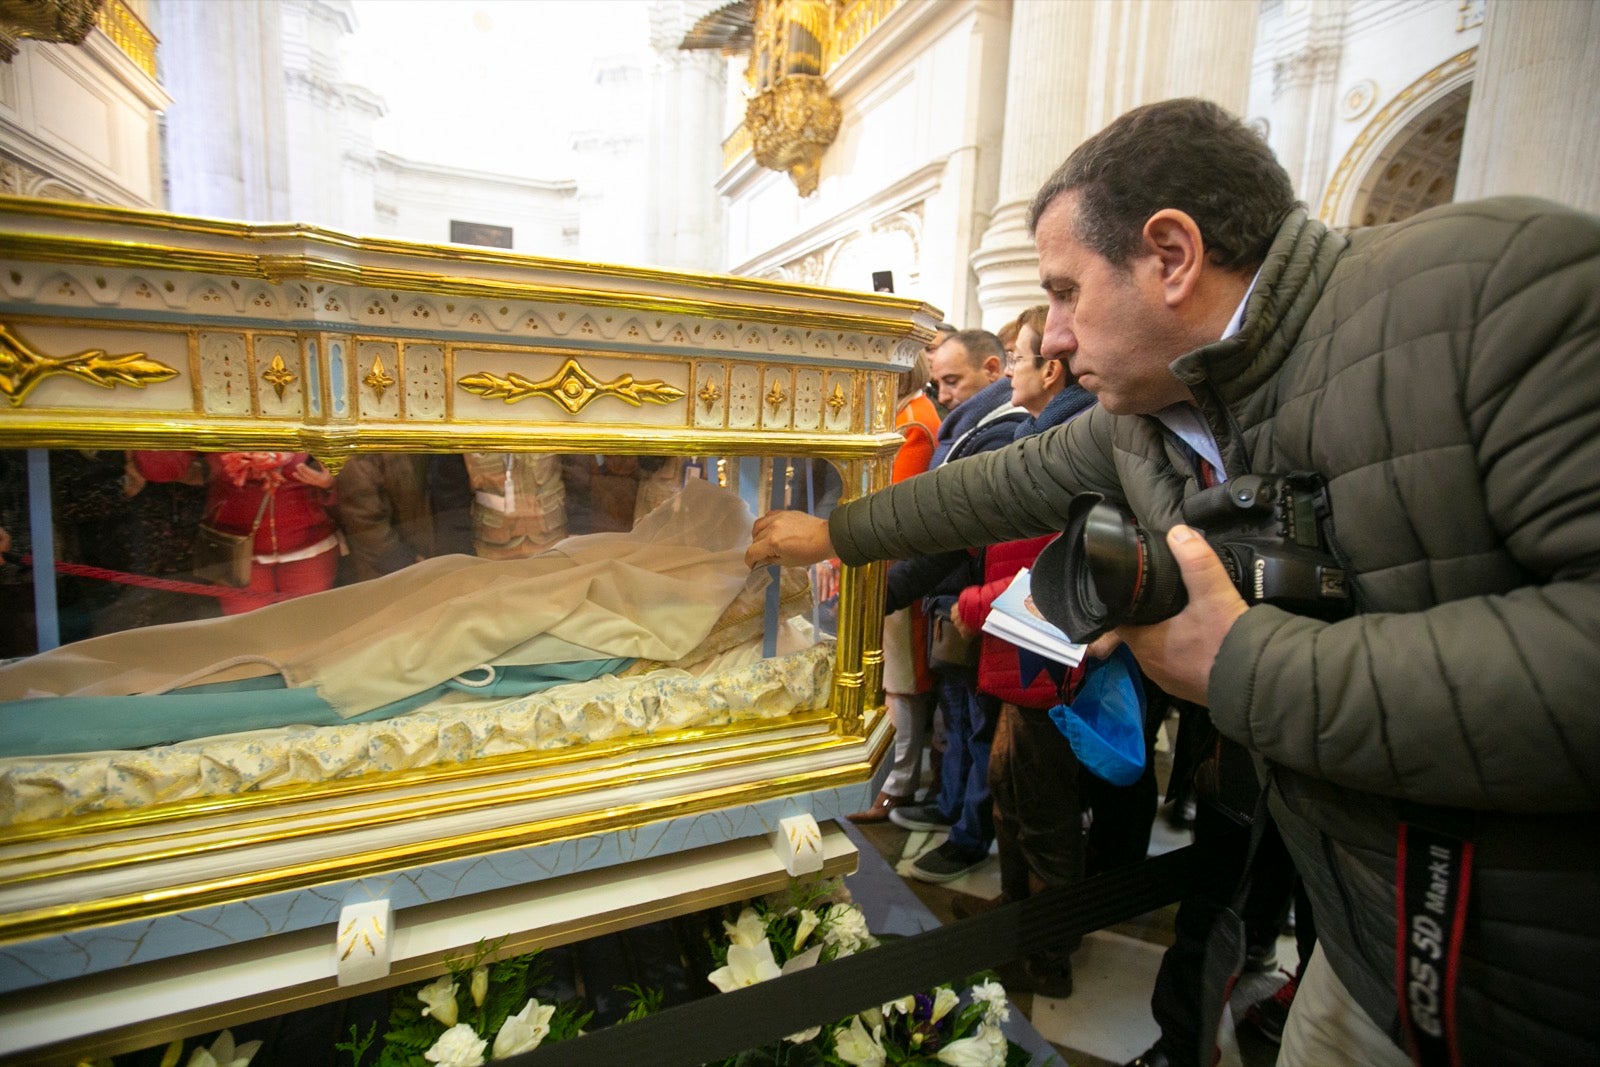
[{"x1": 0, "y1": 479, "x2": 758, "y2": 717}]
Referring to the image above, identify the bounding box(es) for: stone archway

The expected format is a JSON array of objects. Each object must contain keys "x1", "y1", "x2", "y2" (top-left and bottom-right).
[
  {"x1": 1320, "y1": 49, "x2": 1476, "y2": 227},
  {"x1": 1347, "y1": 83, "x2": 1471, "y2": 227}
]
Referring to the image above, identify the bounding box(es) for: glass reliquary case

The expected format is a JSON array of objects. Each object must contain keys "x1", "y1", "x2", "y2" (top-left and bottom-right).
[{"x1": 0, "y1": 196, "x2": 937, "y2": 1061}]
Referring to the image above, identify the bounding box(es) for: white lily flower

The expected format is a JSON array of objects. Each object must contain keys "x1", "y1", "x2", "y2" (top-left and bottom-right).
[
  {"x1": 934, "y1": 1022, "x2": 1008, "y2": 1067},
  {"x1": 492, "y1": 998, "x2": 556, "y2": 1059},
  {"x1": 186, "y1": 1030, "x2": 262, "y2": 1067},
  {"x1": 707, "y1": 939, "x2": 781, "y2": 992},
  {"x1": 970, "y1": 979, "x2": 1011, "y2": 1024},
  {"x1": 417, "y1": 976, "x2": 460, "y2": 1027},
  {"x1": 470, "y1": 965, "x2": 489, "y2": 1008},
  {"x1": 860, "y1": 1005, "x2": 885, "y2": 1030},
  {"x1": 723, "y1": 907, "x2": 767, "y2": 948},
  {"x1": 784, "y1": 1025, "x2": 823, "y2": 1044},
  {"x1": 833, "y1": 1014, "x2": 887, "y2": 1067},
  {"x1": 881, "y1": 994, "x2": 916, "y2": 1017},
  {"x1": 781, "y1": 943, "x2": 823, "y2": 974},
  {"x1": 930, "y1": 986, "x2": 961, "y2": 1025},
  {"x1": 424, "y1": 1023, "x2": 487, "y2": 1067},
  {"x1": 793, "y1": 908, "x2": 821, "y2": 951}
]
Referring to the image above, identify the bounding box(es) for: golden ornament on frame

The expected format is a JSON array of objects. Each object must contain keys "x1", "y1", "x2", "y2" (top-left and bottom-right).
[
  {"x1": 262, "y1": 352, "x2": 297, "y2": 401},
  {"x1": 364, "y1": 353, "x2": 396, "y2": 402},
  {"x1": 458, "y1": 358, "x2": 686, "y2": 414},
  {"x1": 0, "y1": 322, "x2": 177, "y2": 406}
]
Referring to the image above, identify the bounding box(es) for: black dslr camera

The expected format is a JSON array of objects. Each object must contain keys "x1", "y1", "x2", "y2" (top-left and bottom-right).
[{"x1": 1032, "y1": 472, "x2": 1350, "y2": 643}]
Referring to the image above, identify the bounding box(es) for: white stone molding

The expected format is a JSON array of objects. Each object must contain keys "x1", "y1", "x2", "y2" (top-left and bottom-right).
[
  {"x1": 729, "y1": 157, "x2": 945, "y2": 282},
  {"x1": 1266, "y1": 0, "x2": 1347, "y2": 211}
]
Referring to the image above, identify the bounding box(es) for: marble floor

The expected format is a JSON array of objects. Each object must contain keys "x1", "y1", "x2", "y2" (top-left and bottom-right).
[{"x1": 846, "y1": 804, "x2": 1299, "y2": 1067}]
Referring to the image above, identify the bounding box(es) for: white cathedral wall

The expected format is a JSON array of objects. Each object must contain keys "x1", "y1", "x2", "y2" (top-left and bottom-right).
[
  {"x1": 713, "y1": 0, "x2": 1549, "y2": 331},
  {"x1": 0, "y1": 29, "x2": 167, "y2": 208},
  {"x1": 719, "y1": 0, "x2": 1011, "y2": 326},
  {"x1": 372, "y1": 154, "x2": 577, "y2": 253}
]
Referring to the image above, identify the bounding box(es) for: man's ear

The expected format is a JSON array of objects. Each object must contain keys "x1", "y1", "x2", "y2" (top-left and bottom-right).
[
  {"x1": 1142, "y1": 209, "x2": 1206, "y2": 307},
  {"x1": 982, "y1": 355, "x2": 1003, "y2": 381}
]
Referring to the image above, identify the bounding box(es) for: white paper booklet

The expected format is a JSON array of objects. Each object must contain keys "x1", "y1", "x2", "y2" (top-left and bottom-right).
[{"x1": 980, "y1": 567, "x2": 1087, "y2": 667}]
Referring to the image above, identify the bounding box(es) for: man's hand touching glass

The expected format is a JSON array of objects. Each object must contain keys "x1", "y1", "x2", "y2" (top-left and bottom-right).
[{"x1": 746, "y1": 510, "x2": 834, "y2": 570}]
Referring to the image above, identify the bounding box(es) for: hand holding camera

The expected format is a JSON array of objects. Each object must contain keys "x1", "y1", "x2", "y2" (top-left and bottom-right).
[{"x1": 1033, "y1": 472, "x2": 1352, "y2": 705}]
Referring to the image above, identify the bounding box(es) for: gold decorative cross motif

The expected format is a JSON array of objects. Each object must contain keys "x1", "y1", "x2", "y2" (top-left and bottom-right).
[{"x1": 262, "y1": 353, "x2": 297, "y2": 401}]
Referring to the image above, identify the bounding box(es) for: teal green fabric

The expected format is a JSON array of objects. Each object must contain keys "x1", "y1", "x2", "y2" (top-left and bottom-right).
[{"x1": 0, "y1": 659, "x2": 631, "y2": 757}]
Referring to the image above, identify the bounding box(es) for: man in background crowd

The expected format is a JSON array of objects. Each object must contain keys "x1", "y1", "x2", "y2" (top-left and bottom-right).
[{"x1": 885, "y1": 328, "x2": 1025, "y2": 883}]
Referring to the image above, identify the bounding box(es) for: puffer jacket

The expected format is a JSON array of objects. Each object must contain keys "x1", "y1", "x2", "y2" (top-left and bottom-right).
[
  {"x1": 883, "y1": 381, "x2": 1026, "y2": 617},
  {"x1": 830, "y1": 198, "x2": 1600, "y2": 1064},
  {"x1": 334, "y1": 453, "x2": 436, "y2": 581}
]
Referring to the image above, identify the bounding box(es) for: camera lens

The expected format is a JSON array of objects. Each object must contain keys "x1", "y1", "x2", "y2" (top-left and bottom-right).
[{"x1": 1033, "y1": 494, "x2": 1190, "y2": 643}]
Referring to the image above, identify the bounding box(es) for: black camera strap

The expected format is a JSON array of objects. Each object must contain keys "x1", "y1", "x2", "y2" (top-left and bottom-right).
[
  {"x1": 1311, "y1": 512, "x2": 1473, "y2": 1066},
  {"x1": 1196, "y1": 767, "x2": 1274, "y2": 1067},
  {"x1": 1395, "y1": 804, "x2": 1475, "y2": 1067}
]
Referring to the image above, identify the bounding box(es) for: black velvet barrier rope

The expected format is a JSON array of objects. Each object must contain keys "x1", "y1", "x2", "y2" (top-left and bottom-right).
[{"x1": 509, "y1": 843, "x2": 1198, "y2": 1067}]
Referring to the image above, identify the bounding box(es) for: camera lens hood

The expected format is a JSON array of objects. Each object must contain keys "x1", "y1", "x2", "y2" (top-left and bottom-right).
[{"x1": 1032, "y1": 493, "x2": 1147, "y2": 644}]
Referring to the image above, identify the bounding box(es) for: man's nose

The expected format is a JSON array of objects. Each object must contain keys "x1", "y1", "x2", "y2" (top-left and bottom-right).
[{"x1": 1042, "y1": 322, "x2": 1075, "y2": 360}]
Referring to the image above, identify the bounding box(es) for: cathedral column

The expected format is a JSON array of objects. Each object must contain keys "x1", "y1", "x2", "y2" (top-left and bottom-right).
[
  {"x1": 1266, "y1": 0, "x2": 1345, "y2": 207},
  {"x1": 1455, "y1": 0, "x2": 1600, "y2": 213},
  {"x1": 159, "y1": 0, "x2": 291, "y2": 220},
  {"x1": 973, "y1": 0, "x2": 1258, "y2": 329},
  {"x1": 645, "y1": 1, "x2": 728, "y2": 272}
]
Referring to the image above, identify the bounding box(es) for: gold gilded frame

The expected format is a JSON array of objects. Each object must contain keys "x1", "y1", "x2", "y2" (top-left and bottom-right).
[{"x1": 0, "y1": 195, "x2": 938, "y2": 947}]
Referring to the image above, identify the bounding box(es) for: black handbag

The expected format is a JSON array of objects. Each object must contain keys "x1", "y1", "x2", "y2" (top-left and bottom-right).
[
  {"x1": 927, "y1": 605, "x2": 979, "y2": 672},
  {"x1": 192, "y1": 493, "x2": 269, "y2": 587}
]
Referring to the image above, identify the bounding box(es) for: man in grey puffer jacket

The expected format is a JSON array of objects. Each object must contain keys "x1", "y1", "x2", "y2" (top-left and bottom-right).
[{"x1": 748, "y1": 98, "x2": 1599, "y2": 1065}]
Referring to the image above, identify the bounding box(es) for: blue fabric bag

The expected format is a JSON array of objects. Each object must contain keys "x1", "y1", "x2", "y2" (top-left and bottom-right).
[{"x1": 1048, "y1": 644, "x2": 1146, "y2": 786}]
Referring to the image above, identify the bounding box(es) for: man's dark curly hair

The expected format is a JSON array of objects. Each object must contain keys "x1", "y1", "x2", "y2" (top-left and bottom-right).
[{"x1": 1026, "y1": 98, "x2": 1299, "y2": 273}]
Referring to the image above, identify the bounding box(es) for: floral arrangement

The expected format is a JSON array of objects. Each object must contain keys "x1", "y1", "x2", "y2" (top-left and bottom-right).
[
  {"x1": 343, "y1": 937, "x2": 623, "y2": 1067},
  {"x1": 110, "y1": 882, "x2": 1044, "y2": 1067},
  {"x1": 702, "y1": 880, "x2": 1037, "y2": 1067}
]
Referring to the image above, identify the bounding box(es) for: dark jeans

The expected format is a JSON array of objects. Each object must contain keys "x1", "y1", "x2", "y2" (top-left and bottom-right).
[
  {"x1": 1082, "y1": 724, "x2": 1159, "y2": 876},
  {"x1": 990, "y1": 702, "x2": 1083, "y2": 903},
  {"x1": 933, "y1": 673, "x2": 997, "y2": 855},
  {"x1": 1149, "y1": 799, "x2": 1297, "y2": 1067}
]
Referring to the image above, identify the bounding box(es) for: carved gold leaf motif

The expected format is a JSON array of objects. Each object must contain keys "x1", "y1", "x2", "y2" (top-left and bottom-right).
[
  {"x1": 458, "y1": 358, "x2": 685, "y2": 414},
  {"x1": 364, "y1": 353, "x2": 395, "y2": 402},
  {"x1": 0, "y1": 322, "x2": 177, "y2": 406},
  {"x1": 826, "y1": 382, "x2": 847, "y2": 413},
  {"x1": 262, "y1": 353, "x2": 297, "y2": 401},
  {"x1": 786, "y1": 819, "x2": 821, "y2": 854}
]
